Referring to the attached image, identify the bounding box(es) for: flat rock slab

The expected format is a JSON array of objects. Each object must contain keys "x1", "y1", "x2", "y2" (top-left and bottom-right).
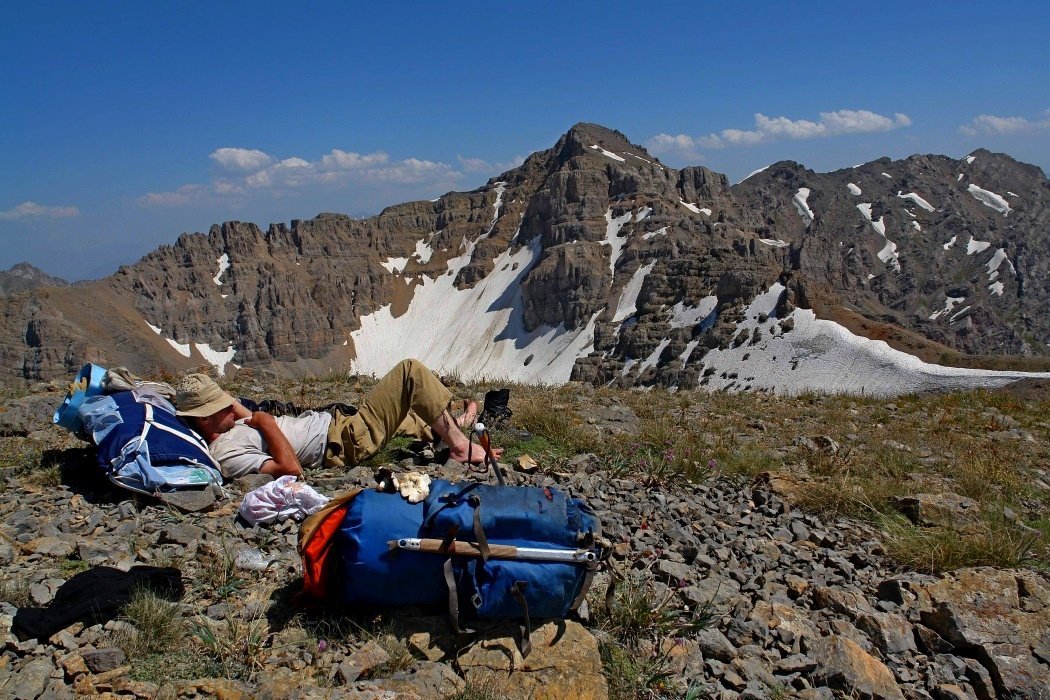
[{"x1": 459, "y1": 620, "x2": 608, "y2": 700}]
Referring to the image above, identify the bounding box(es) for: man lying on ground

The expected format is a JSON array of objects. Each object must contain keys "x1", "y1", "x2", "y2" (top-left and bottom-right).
[{"x1": 175, "y1": 358, "x2": 502, "y2": 479}]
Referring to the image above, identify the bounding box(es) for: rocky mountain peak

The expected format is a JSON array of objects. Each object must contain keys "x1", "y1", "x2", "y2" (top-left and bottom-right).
[{"x1": 0, "y1": 263, "x2": 69, "y2": 298}]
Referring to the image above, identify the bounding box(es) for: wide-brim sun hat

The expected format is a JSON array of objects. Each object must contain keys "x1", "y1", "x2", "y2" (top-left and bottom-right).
[{"x1": 176, "y1": 373, "x2": 236, "y2": 417}]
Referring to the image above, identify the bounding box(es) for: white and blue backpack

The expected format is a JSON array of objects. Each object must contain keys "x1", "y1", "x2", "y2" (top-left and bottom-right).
[{"x1": 77, "y1": 389, "x2": 223, "y2": 495}]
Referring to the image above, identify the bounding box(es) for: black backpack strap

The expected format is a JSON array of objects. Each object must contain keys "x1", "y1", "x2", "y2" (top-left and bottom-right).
[
  {"x1": 467, "y1": 495, "x2": 490, "y2": 563},
  {"x1": 443, "y1": 558, "x2": 474, "y2": 636},
  {"x1": 510, "y1": 581, "x2": 532, "y2": 658}
]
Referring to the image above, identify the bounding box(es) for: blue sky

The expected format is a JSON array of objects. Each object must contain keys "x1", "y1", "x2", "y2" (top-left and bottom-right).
[{"x1": 3, "y1": 1, "x2": 1049, "y2": 280}]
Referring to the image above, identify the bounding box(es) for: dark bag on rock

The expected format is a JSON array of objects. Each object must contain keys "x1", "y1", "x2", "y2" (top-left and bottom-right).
[{"x1": 299, "y1": 480, "x2": 604, "y2": 651}]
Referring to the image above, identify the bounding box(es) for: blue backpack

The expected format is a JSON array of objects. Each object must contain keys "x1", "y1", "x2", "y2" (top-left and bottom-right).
[
  {"x1": 79, "y1": 390, "x2": 223, "y2": 495},
  {"x1": 320, "y1": 480, "x2": 604, "y2": 653}
]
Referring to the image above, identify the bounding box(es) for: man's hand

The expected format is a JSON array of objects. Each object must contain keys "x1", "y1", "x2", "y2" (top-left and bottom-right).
[{"x1": 246, "y1": 411, "x2": 304, "y2": 478}]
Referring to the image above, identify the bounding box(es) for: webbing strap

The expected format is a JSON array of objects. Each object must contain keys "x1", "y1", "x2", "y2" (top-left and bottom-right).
[
  {"x1": 510, "y1": 581, "x2": 532, "y2": 658},
  {"x1": 570, "y1": 561, "x2": 599, "y2": 612},
  {"x1": 442, "y1": 559, "x2": 475, "y2": 635},
  {"x1": 468, "y1": 496, "x2": 490, "y2": 563},
  {"x1": 443, "y1": 559, "x2": 463, "y2": 634},
  {"x1": 439, "y1": 525, "x2": 459, "y2": 553}
]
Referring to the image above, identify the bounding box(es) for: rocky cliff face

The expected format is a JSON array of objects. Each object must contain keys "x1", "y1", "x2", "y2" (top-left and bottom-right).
[{"x1": 1, "y1": 124, "x2": 1048, "y2": 391}]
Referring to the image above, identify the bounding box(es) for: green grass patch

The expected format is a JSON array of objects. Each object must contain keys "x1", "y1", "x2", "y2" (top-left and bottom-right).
[{"x1": 881, "y1": 512, "x2": 1047, "y2": 573}]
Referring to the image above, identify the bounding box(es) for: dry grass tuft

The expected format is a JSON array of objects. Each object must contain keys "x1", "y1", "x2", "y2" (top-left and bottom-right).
[{"x1": 112, "y1": 587, "x2": 187, "y2": 659}]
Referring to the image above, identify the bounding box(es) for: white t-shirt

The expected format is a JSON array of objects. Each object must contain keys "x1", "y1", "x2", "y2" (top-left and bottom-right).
[{"x1": 209, "y1": 411, "x2": 334, "y2": 478}]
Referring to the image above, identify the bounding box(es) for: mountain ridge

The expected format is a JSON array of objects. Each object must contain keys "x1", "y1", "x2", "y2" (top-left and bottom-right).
[{"x1": 2, "y1": 123, "x2": 1048, "y2": 394}]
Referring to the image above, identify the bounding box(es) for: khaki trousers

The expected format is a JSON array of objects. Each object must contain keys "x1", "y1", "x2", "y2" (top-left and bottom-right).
[{"x1": 324, "y1": 359, "x2": 452, "y2": 467}]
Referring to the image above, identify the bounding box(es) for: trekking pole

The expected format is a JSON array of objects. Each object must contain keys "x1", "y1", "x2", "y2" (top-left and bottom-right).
[
  {"x1": 473, "y1": 422, "x2": 506, "y2": 485},
  {"x1": 390, "y1": 537, "x2": 597, "y2": 563}
]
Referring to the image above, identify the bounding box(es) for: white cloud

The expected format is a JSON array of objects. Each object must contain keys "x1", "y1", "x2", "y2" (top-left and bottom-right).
[
  {"x1": 138, "y1": 184, "x2": 210, "y2": 206},
  {"x1": 209, "y1": 147, "x2": 274, "y2": 172},
  {"x1": 706, "y1": 110, "x2": 911, "y2": 148},
  {"x1": 320, "y1": 149, "x2": 390, "y2": 170},
  {"x1": 457, "y1": 156, "x2": 491, "y2": 172},
  {"x1": 457, "y1": 154, "x2": 527, "y2": 174},
  {"x1": 649, "y1": 109, "x2": 912, "y2": 155},
  {"x1": 140, "y1": 145, "x2": 463, "y2": 207},
  {"x1": 959, "y1": 110, "x2": 1050, "y2": 136},
  {"x1": 0, "y1": 201, "x2": 80, "y2": 220},
  {"x1": 645, "y1": 134, "x2": 706, "y2": 161},
  {"x1": 364, "y1": 158, "x2": 456, "y2": 184}
]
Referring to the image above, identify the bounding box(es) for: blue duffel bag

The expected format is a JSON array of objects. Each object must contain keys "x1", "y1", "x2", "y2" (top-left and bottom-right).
[{"x1": 323, "y1": 479, "x2": 604, "y2": 652}]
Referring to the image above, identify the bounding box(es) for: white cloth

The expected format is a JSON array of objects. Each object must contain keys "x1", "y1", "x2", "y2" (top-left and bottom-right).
[
  {"x1": 209, "y1": 411, "x2": 333, "y2": 478},
  {"x1": 238, "y1": 475, "x2": 330, "y2": 526}
]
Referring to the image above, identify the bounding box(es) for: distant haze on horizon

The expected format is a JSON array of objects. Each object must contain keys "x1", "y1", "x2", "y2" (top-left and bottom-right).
[{"x1": 3, "y1": 1, "x2": 1049, "y2": 281}]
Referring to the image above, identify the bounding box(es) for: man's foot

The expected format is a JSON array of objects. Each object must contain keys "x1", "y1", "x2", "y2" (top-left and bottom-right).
[{"x1": 455, "y1": 400, "x2": 478, "y2": 429}]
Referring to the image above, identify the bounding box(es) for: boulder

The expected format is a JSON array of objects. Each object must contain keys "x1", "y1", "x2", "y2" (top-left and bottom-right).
[
  {"x1": 809, "y1": 635, "x2": 905, "y2": 700},
  {"x1": 891, "y1": 493, "x2": 981, "y2": 528},
  {"x1": 918, "y1": 568, "x2": 1050, "y2": 700}
]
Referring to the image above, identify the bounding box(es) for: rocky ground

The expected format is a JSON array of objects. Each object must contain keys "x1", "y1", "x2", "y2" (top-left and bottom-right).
[{"x1": 0, "y1": 377, "x2": 1048, "y2": 699}]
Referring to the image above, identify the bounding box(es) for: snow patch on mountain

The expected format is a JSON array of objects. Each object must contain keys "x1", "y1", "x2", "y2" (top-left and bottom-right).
[
  {"x1": 679, "y1": 200, "x2": 711, "y2": 215},
  {"x1": 679, "y1": 339, "x2": 700, "y2": 363},
  {"x1": 590, "y1": 144, "x2": 625, "y2": 162},
  {"x1": 967, "y1": 237, "x2": 991, "y2": 255},
  {"x1": 930, "y1": 296, "x2": 966, "y2": 320},
  {"x1": 967, "y1": 184, "x2": 1011, "y2": 215},
  {"x1": 896, "y1": 191, "x2": 935, "y2": 212},
  {"x1": 847, "y1": 183, "x2": 862, "y2": 196},
  {"x1": 145, "y1": 321, "x2": 162, "y2": 335},
  {"x1": 348, "y1": 234, "x2": 597, "y2": 385},
  {"x1": 943, "y1": 236, "x2": 957, "y2": 251},
  {"x1": 613, "y1": 261, "x2": 657, "y2": 323},
  {"x1": 695, "y1": 284, "x2": 1050, "y2": 396},
  {"x1": 857, "y1": 203, "x2": 898, "y2": 270},
  {"x1": 603, "y1": 208, "x2": 634, "y2": 274},
  {"x1": 759, "y1": 238, "x2": 790, "y2": 248},
  {"x1": 669, "y1": 296, "x2": 718, "y2": 330},
  {"x1": 792, "y1": 188, "x2": 814, "y2": 226},
  {"x1": 195, "y1": 342, "x2": 236, "y2": 376},
  {"x1": 381, "y1": 257, "x2": 409, "y2": 274},
  {"x1": 740, "y1": 165, "x2": 770, "y2": 182},
  {"x1": 986, "y1": 248, "x2": 1009, "y2": 280},
  {"x1": 414, "y1": 236, "x2": 434, "y2": 264},
  {"x1": 166, "y1": 338, "x2": 191, "y2": 358},
  {"x1": 642, "y1": 227, "x2": 668, "y2": 241},
  {"x1": 635, "y1": 338, "x2": 671, "y2": 375},
  {"x1": 213, "y1": 254, "x2": 230, "y2": 286}
]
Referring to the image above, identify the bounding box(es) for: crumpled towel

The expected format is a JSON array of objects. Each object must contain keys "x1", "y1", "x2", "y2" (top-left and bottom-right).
[{"x1": 239, "y1": 475, "x2": 330, "y2": 526}]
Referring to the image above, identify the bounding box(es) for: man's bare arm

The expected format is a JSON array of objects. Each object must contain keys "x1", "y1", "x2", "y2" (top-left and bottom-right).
[{"x1": 244, "y1": 411, "x2": 303, "y2": 477}]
